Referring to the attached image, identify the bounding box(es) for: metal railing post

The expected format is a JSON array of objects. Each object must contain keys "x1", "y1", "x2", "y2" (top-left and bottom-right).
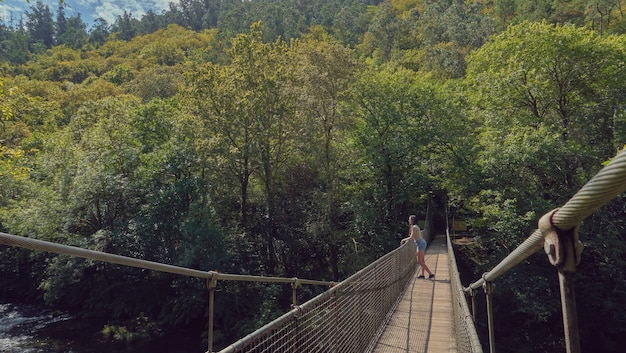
[
  {"x1": 559, "y1": 271, "x2": 581, "y2": 353},
  {"x1": 207, "y1": 275, "x2": 219, "y2": 353},
  {"x1": 291, "y1": 278, "x2": 301, "y2": 307},
  {"x1": 540, "y1": 209, "x2": 582, "y2": 353},
  {"x1": 470, "y1": 288, "x2": 477, "y2": 320},
  {"x1": 332, "y1": 289, "x2": 339, "y2": 353},
  {"x1": 483, "y1": 278, "x2": 496, "y2": 353}
]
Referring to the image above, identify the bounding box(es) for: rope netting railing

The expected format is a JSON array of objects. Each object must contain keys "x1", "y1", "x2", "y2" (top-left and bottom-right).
[
  {"x1": 447, "y1": 228, "x2": 483, "y2": 353},
  {"x1": 462, "y1": 148, "x2": 626, "y2": 353}
]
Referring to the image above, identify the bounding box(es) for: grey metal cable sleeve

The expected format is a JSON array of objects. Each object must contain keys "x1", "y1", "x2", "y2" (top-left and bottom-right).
[
  {"x1": 553, "y1": 149, "x2": 626, "y2": 229},
  {"x1": 466, "y1": 229, "x2": 544, "y2": 291}
]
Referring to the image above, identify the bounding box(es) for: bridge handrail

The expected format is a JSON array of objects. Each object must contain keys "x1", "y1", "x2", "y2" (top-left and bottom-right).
[
  {"x1": 0, "y1": 232, "x2": 333, "y2": 287},
  {"x1": 465, "y1": 148, "x2": 626, "y2": 291}
]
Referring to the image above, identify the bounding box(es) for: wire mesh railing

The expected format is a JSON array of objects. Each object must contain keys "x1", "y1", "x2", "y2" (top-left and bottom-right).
[
  {"x1": 217, "y1": 233, "x2": 418, "y2": 353},
  {"x1": 216, "y1": 199, "x2": 443, "y2": 353}
]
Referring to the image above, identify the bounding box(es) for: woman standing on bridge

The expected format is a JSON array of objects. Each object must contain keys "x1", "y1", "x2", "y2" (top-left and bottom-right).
[{"x1": 400, "y1": 215, "x2": 435, "y2": 280}]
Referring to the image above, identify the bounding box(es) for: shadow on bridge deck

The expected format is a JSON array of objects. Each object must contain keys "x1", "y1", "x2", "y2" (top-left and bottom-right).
[{"x1": 372, "y1": 234, "x2": 457, "y2": 353}]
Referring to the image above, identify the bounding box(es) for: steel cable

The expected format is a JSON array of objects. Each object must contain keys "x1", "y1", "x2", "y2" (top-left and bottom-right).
[{"x1": 554, "y1": 149, "x2": 626, "y2": 229}]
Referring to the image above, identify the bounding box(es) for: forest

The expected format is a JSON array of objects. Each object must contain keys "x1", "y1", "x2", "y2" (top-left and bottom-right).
[{"x1": 1, "y1": 0, "x2": 625, "y2": 352}]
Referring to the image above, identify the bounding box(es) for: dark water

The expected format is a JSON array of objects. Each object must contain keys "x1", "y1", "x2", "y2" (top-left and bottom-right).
[
  {"x1": 0, "y1": 302, "x2": 72, "y2": 352},
  {"x1": 0, "y1": 302, "x2": 203, "y2": 353}
]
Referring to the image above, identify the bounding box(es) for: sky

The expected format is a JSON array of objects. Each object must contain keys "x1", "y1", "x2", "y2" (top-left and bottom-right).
[{"x1": 0, "y1": 0, "x2": 179, "y2": 29}]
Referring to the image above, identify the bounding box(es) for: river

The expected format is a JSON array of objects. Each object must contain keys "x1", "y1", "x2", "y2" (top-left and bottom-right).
[
  {"x1": 0, "y1": 302, "x2": 72, "y2": 352},
  {"x1": 0, "y1": 302, "x2": 202, "y2": 353}
]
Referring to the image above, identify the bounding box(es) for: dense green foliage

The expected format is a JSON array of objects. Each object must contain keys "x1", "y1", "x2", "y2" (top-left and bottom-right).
[{"x1": 1, "y1": 0, "x2": 626, "y2": 352}]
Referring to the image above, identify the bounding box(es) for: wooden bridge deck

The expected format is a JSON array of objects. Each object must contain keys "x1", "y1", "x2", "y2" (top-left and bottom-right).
[{"x1": 372, "y1": 234, "x2": 457, "y2": 353}]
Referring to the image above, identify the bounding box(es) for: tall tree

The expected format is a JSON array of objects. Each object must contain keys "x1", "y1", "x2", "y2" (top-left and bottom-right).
[
  {"x1": 290, "y1": 26, "x2": 362, "y2": 279},
  {"x1": 184, "y1": 50, "x2": 255, "y2": 232},
  {"x1": 25, "y1": 1, "x2": 54, "y2": 49},
  {"x1": 0, "y1": 80, "x2": 25, "y2": 208},
  {"x1": 347, "y1": 65, "x2": 436, "y2": 232},
  {"x1": 360, "y1": 1, "x2": 400, "y2": 63},
  {"x1": 332, "y1": 2, "x2": 372, "y2": 47},
  {"x1": 184, "y1": 22, "x2": 298, "y2": 273},
  {"x1": 0, "y1": 26, "x2": 31, "y2": 64},
  {"x1": 57, "y1": 15, "x2": 88, "y2": 49},
  {"x1": 55, "y1": 3, "x2": 67, "y2": 42},
  {"x1": 138, "y1": 9, "x2": 162, "y2": 35},
  {"x1": 113, "y1": 11, "x2": 137, "y2": 41},
  {"x1": 415, "y1": 0, "x2": 495, "y2": 78},
  {"x1": 89, "y1": 17, "x2": 110, "y2": 46},
  {"x1": 466, "y1": 21, "x2": 625, "y2": 203}
]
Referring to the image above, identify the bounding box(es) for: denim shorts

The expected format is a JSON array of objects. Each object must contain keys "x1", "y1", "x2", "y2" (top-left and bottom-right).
[{"x1": 416, "y1": 238, "x2": 427, "y2": 251}]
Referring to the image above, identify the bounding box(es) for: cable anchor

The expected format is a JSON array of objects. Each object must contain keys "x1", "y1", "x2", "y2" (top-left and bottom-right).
[{"x1": 539, "y1": 208, "x2": 583, "y2": 272}]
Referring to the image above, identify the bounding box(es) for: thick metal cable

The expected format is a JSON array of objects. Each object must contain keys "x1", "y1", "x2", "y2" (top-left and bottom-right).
[
  {"x1": 553, "y1": 149, "x2": 626, "y2": 229},
  {"x1": 465, "y1": 148, "x2": 626, "y2": 290},
  {"x1": 0, "y1": 232, "x2": 333, "y2": 286},
  {"x1": 466, "y1": 229, "x2": 544, "y2": 290},
  {"x1": 0, "y1": 232, "x2": 212, "y2": 278}
]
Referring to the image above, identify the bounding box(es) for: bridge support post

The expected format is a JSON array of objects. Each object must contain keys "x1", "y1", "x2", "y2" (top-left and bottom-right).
[
  {"x1": 291, "y1": 278, "x2": 301, "y2": 307},
  {"x1": 469, "y1": 288, "x2": 477, "y2": 319},
  {"x1": 207, "y1": 275, "x2": 219, "y2": 353},
  {"x1": 483, "y1": 277, "x2": 496, "y2": 353},
  {"x1": 558, "y1": 271, "x2": 580, "y2": 353},
  {"x1": 540, "y1": 209, "x2": 583, "y2": 353}
]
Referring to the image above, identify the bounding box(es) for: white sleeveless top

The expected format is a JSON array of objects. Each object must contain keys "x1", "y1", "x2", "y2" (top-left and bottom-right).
[{"x1": 411, "y1": 225, "x2": 423, "y2": 241}]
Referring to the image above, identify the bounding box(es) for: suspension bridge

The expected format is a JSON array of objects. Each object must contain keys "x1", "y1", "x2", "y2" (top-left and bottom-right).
[{"x1": 2, "y1": 148, "x2": 626, "y2": 353}]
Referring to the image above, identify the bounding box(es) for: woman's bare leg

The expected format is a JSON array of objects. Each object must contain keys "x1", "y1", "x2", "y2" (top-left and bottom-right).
[{"x1": 417, "y1": 250, "x2": 432, "y2": 276}]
